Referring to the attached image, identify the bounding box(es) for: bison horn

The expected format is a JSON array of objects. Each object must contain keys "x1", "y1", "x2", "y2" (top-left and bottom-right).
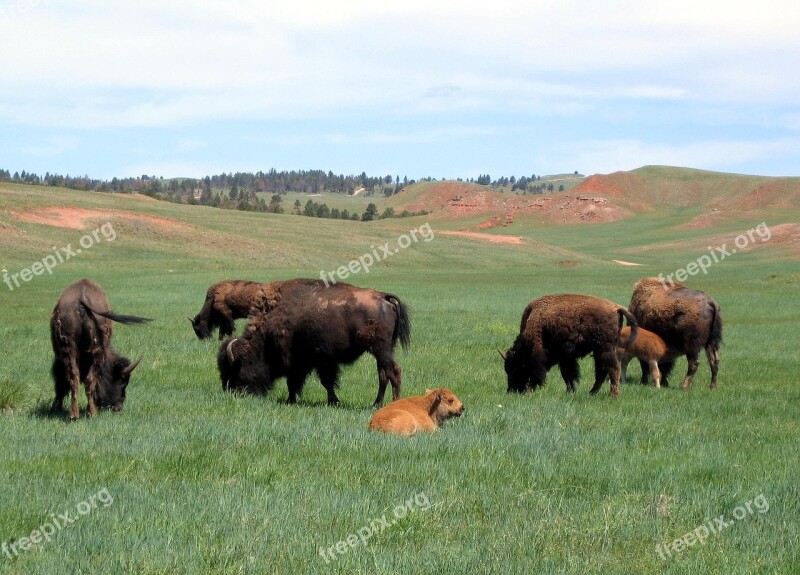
[
  {"x1": 226, "y1": 338, "x2": 238, "y2": 363},
  {"x1": 187, "y1": 316, "x2": 196, "y2": 325},
  {"x1": 123, "y1": 356, "x2": 143, "y2": 376},
  {"x1": 496, "y1": 348, "x2": 507, "y2": 361}
]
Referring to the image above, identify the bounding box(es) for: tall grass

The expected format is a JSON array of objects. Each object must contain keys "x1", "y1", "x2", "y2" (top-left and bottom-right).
[{"x1": 0, "y1": 182, "x2": 797, "y2": 574}]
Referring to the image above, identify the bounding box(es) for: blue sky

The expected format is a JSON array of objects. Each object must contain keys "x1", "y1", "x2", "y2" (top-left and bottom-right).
[{"x1": 1, "y1": 0, "x2": 799, "y2": 180}]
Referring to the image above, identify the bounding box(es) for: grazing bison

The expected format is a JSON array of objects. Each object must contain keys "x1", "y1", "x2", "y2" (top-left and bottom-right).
[
  {"x1": 50, "y1": 279, "x2": 151, "y2": 420},
  {"x1": 189, "y1": 280, "x2": 264, "y2": 340},
  {"x1": 501, "y1": 294, "x2": 638, "y2": 397},
  {"x1": 628, "y1": 277, "x2": 722, "y2": 389},
  {"x1": 368, "y1": 388, "x2": 464, "y2": 436},
  {"x1": 218, "y1": 279, "x2": 411, "y2": 407}
]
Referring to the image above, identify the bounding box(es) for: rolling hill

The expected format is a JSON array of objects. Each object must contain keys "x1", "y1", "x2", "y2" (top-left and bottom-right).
[{"x1": 0, "y1": 166, "x2": 798, "y2": 574}]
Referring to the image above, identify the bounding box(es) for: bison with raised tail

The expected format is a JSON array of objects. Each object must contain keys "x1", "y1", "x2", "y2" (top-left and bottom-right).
[
  {"x1": 501, "y1": 294, "x2": 638, "y2": 397},
  {"x1": 217, "y1": 279, "x2": 411, "y2": 407},
  {"x1": 628, "y1": 277, "x2": 722, "y2": 389},
  {"x1": 189, "y1": 280, "x2": 265, "y2": 340},
  {"x1": 50, "y1": 279, "x2": 151, "y2": 420}
]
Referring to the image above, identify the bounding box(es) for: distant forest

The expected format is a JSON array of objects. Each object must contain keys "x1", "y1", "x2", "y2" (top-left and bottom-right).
[{"x1": 0, "y1": 168, "x2": 574, "y2": 221}]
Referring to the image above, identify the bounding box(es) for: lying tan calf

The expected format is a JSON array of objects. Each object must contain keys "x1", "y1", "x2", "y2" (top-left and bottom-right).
[
  {"x1": 617, "y1": 326, "x2": 681, "y2": 388},
  {"x1": 368, "y1": 388, "x2": 464, "y2": 436}
]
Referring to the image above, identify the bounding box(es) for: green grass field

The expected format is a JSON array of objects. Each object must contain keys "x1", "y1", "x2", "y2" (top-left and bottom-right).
[{"x1": 0, "y1": 177, "x2": 798, "y2": 574}]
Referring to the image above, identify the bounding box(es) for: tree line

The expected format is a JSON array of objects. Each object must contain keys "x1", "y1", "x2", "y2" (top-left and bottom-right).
[{"x1": 0, "y1": 167, "x2": 578, "y2": 219}]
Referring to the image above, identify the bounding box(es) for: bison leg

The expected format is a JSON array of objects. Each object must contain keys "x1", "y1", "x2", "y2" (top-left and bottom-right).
[
  {"x1": 619, "y1": 353, "x2": 632, "y2": 384},
  {"x1": 658, "y1": 359, "x2": 674, "y2": 387},
  {"x1": 374, "y1": 354, "x2": 402, "y2": 408},
  {"x1": 638, "y1": 359, "x2": 650, "y2": 385},
  {"x1": 528, "y1": 351, "x2": 548, "y2": 391},
  {"x1": 681, "y1": 352, "x2": 700, "y2": 390},
  {"x1": 706, "y1": 347, "x2": 720, "y2": 389},
  {"x1": 218, "y1": 315, "x2": 236, "y2": 340},
  {"x1": 286, "y1": 372, "x2": 307, "y2": 404},
  {"x1": 648, "y1": 360, "x2": 662, "y2": 388},
  {"x1": 50, "y1": 360, "x2": 71, "y2": 414},
  {"x1": 62, "y1": 356, "x2": 81, "y2": 421},
  {"x1": 558, "y1": 358, "x2": 580, "y2": 393},
  {"x1": 85, "y1": 367, "x2": 101, "y2": 418},
  {"x1": 317, "y1": 365, "x2": 341, "y2": 406},
  {"x1": 591, "y1": 350, "x2": 620, "y2": 397}
]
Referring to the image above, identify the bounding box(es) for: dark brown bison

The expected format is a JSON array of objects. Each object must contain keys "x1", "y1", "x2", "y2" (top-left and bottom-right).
[
  {"x1": 501, "y1": 294, "x2": 638, "y2": 397},
  {"x1": 189, "y1": 280, "x2": 264, "y2": 340},
  {"x1": 628, "y1": 277, "x2": 722, "y2": 389},
  {"x1": 50, "y1": 279, "x2": 151, "y2": 420},
  {"x1": 217, "y1": 279, "x2": 410, "y2": 407}
]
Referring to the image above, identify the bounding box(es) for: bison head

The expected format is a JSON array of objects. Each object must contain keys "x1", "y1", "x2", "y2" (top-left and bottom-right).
[
  {"x1": 217, "y1": 336, "x2": 271, "y2": 395},
  {"x1": 188, "y1": 315, "x2": 212, "y2": 340},
  {"x1": 96, "y1": 354, "x2": 141, "y2": 411},
  {"x1": 428, "y1": 388, "x2": 465, "y2": 421},
  {"x1": 499, "y1": 343, "x2": 530, "y2": 393}
]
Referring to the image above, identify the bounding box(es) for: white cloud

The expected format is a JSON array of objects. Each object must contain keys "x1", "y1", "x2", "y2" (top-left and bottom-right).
[
  {"x1": 0, "y1": 0, "x2": 798, "y2": 130},
  {"x1": 1, "y1": 1, "x2": 799, "y2": 177}
]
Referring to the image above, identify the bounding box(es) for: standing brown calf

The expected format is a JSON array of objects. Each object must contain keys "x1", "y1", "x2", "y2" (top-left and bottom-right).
[
  {"x1": 616, "y1": 326, "x2": 681, "y2": 388},
  {"x1": 368, "y1": 389, "x2": 464, "y2": 436}
]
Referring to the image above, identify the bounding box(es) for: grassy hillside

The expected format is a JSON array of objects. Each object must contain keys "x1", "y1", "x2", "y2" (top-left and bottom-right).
[{"x1": 0, "y1": 174, "x2": 798, "y2": 574}]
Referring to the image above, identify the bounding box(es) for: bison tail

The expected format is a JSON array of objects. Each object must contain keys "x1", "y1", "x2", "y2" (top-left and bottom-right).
[
  {"x1": 618, "y1": 308, "x2": 639, "y2": 348},
  {"x1": 81, "y1": 300, "x2": 152, "y2": 325},
  {"x1": 708, "y1": 300, "x2": 723, "y2": 351},
  {"x1": 386, "y1": 294, "x2": 411, "y2": 351}
]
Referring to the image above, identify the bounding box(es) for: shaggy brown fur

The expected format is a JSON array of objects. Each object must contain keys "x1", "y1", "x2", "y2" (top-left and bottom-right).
[
  {"x1": 628, "y1": 278, "x2": 722, "y2": 389},
  {"x1": 502, "y1": 294, "x2": 638, "y2": 397},
  {"x1": 218, "y1": 279, "x2": 411, "y2": 407},
  {"x1": 50, "y1": 279, "x2": 150, "y2": 420},
  {"x1": 368, "y1": 388, "x2": 464, "y2": 436},
  {"x1": 617, "y1": 326, "x2": 682, "y2": 388},
  {"x1": 190, "y1": 280, "x2": 265, "y2": 339}
]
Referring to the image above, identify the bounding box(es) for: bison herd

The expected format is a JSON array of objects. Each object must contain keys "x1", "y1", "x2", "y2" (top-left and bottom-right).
[{"x1": 49, "y1": 276, "x2": 723, "y2": 435}]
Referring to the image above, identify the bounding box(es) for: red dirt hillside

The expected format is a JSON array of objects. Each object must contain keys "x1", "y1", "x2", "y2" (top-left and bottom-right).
[
  {"x1": 574, "y1": 165, "x2": 800, "y2": 214},
  {"x1": 384, "y1": 166, "x2": 800, "y2": 232},
  {"x1": 387, "y1": 180, "x2": 632, "y2": 228}
]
